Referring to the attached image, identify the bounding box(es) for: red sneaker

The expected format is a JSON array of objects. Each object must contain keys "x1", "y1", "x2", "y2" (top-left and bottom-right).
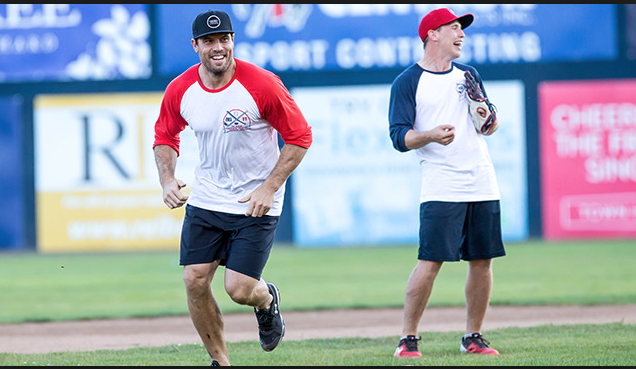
[
  {"x1": 394, "y1": 335, "x2": 422, "y2": 358},
  {"x1": 460, "y1": 333, "x2": 499, "y2": 355}
]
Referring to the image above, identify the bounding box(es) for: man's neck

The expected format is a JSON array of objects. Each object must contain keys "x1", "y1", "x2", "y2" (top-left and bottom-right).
[
  {"x1": 418, "y1": 57, "x2": 453, "y2": 73},
  {"x1": 198, "y1": 59, "x2": 236, "y2": 90},
  {"x1": 417, "y1": 49, "x2": 455, "y2": 72}
]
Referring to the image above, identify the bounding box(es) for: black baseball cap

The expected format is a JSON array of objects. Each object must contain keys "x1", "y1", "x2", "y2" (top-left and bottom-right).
[{"x1": 192, "y1": 10, "x2": 234, "y2": 39}]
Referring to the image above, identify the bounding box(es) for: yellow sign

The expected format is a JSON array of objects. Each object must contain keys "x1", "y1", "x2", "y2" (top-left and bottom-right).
[
  {"x1": 37, "y1": 190, "x2": 186, "y2": 253},
  {"x1": 34, "y1": 93, "x2": 197, "y2": 252}
]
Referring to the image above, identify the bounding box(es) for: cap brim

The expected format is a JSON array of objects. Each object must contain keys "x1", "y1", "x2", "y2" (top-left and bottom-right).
[
  {"x1": 194, "y1": 30, "x2": 234, "y2": 39},
  {"x1": 457, "y1": 14, "x2": 474, "y2": 30}
]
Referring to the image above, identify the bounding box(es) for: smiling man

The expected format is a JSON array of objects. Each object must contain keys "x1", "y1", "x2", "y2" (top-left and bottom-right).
[
  {"x1": 153, "y1": 9, "x2": 312, "y2": 366},
  {"x1": 388, "y1": 7, "x2": 505, "y2": 358}
]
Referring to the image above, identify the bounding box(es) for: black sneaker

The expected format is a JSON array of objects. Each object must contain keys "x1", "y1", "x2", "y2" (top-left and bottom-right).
[
  {"x1": 460, "y1": 333, "x2": 499, "y2": 355},
  {"x1": 394, "y1": 335, "x2": 422, "y2": 358},
  {"x1": 254, "y1": 282, "x2": 285, "y2": 352},
  {"x1": 210, "y1": 359, "x2": 220, "y2": 366}
]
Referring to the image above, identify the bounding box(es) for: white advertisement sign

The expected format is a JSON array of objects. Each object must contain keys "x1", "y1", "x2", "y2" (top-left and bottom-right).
[
  {"x1": 291, "y1": 85, "x2": 421, "y2": 247},
  {"x1": 291, "y1": 80, "x2": 527, "y2": 247},
  {"x1": 485, "y1": 80, "x2": 528, "y2": 242}
]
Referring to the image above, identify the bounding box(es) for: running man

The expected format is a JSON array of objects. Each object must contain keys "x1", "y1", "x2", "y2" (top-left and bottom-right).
[{"x1": 153, "y1": 9, "x2": 312, "y2": 366}]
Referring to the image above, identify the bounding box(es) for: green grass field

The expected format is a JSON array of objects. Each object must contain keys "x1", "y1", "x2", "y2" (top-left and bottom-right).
[
  {"x1": 3, "y1": 324, "x2": 636, "y2": 366},
  {"x1": 1, "y1": 239, "x2": 635, "y2": 365}
]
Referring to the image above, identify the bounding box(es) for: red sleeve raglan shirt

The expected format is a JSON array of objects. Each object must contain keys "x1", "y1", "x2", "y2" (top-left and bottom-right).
[{"x1": 154, "y1": 59, "x2": 312, "y2": 216}]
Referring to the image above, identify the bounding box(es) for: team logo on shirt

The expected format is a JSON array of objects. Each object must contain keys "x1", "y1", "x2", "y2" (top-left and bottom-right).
[
  {"x1": 223, "y1": 109, "x2": 251, "y2": 132},
  {"x1": 456, "y1": 82, "x2": 467, "y2": 99}
]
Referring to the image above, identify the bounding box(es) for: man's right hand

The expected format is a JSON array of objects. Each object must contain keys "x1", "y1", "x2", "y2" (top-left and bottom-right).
[{"x1": 162, "y1": 179, "x2": 188, "y2": 209}]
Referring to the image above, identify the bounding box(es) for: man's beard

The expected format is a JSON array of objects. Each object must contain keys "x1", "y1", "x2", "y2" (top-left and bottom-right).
[{"x1": 202, "y1": 56, "x2": 233, "y2": 77}]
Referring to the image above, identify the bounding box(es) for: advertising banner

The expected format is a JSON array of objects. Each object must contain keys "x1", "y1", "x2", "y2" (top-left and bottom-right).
[
  {"x1": 291, "y1": 85, "x2": 421, "y2": 247},
  {"x1": 627, "y1": 4, "x2": 636, "y2": 60},
  {"x1": 486, "y1": 80, "x2": 528, "y2": 242},
  {"x1": 0, "y1": 4, "x2": 150, "y2": 82},
  {"x1": 34, "y1": 93, "x2": 197, "y2": 252},
  {"x1": 0, "y1": 95, "x2": 26, "y2": 249},
  {"x1": 291, "y1": 80, "x2": 527, "y2": 247},
  {"x1": 539, "y1": 80, "x2": 636, "y2": 239},
  {"x1": 158, "y1": 4, "x2": 616, "y2": 75}
]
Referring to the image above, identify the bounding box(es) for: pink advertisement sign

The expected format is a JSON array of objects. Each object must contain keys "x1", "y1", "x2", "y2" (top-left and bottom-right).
[{"x1": 539, "y1": 80, "x2": 636, "y2": 239}]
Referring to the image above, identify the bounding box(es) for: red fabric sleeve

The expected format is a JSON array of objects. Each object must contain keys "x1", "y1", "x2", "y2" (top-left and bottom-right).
[
  {"x1": 236, "y1": 60, "x2": 313, "y2": 148},
  {"x1": 153, "y1": 66, "x2": 198, "y2": 156}
]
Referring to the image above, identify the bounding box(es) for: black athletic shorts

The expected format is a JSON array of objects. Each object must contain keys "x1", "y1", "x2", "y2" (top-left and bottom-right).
[
  {"x1": 418, "y1": 200, "x2": 506, "y2": 262},
  {"x1": 180, "y1": 204, "x2": 279, "y2": 280}
]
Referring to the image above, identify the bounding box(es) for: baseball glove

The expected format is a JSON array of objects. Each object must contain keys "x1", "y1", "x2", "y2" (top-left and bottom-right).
[{"x1": 464, "y1": 70, "x2": 497, "y2": 135}]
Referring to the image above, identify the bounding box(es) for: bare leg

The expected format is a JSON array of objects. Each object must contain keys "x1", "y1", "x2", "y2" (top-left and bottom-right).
[
  {"x1": 183, "y1": 262, "x2": 229, "y2": 366},
  {"x1": 401, "y1": 260, "x2": 443, "y2": 336},
  {"x1": 465, "y1": 259, "x2": 493, "y2": 334},
  {"x1": 224, "y1": 268, "x2": 272, "y2": 310}
]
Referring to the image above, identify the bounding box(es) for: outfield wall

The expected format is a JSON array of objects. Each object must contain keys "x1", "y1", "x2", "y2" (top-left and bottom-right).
[{"x1": 1, "y1": 4, "x2": 635, "y2": 251}]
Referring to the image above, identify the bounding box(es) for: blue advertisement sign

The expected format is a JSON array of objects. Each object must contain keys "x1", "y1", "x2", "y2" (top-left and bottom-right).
[
  {"x1": 158, "y1": 4, "x2": 617, "y2": 75},
  {"x1": 0, "y1": 96, "x2": 25, "y2": 249},
  {"x1": 0, "y1": 4, "x2": 150, "y2": 82}
]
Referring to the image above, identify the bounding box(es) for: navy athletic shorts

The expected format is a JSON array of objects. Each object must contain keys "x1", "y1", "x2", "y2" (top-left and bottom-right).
[
  {"x1": 418, "y1": 201, "x2": 506, "y2": 262},
  {"x1": 180, "y1": 204, "x2": 279, "y2": 280}
]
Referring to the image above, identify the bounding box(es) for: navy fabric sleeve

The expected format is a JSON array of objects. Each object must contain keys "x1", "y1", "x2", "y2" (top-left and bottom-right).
[{"x1": 388, "y1": 65, "x2": 421, "y2": 153}]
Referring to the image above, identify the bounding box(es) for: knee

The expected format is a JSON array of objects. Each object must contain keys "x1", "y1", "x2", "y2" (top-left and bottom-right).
[
  {"x1": 415, "y1": 260, "x2": 443, "y2": 280},
  {"x1": 225, "y1": 283, "x2": 252, "y2": 305},
  {"x1": 183, "y1": 273, "x2": 202, "y2": 290},
  {"x1": 183, "y1": 266, "x2": 213, "y2": 295},
  {"x1": 225, "y1": 277, "x2": 254, "y2": 305},
  {"x1": 469, "y1": 259, "x2": 492, "y2": 271},
  {"x1": 225, "y1": 272, "x2": 266, "y2": 306}
]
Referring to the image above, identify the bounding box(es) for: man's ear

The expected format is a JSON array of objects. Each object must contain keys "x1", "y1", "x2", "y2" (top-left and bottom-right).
[{"x1": 427, "y1": 29, "x2": 439, "y2": 43}]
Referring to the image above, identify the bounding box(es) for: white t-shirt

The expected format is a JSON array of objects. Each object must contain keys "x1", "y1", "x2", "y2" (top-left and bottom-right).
[
  {"x1": 389, "y1": 62, "x2": 500, "y2": 203},
  {"x1": 154, "y1": 59, "x2": 312, "y2": 216}
]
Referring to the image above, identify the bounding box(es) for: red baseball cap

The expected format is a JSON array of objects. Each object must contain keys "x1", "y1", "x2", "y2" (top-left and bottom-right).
[{"x1": 418, "y1": 8, "x2": 474, "y2": 43}]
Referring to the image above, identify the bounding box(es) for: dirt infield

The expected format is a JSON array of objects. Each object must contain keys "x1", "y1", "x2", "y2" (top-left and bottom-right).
[{"x1": 2, "y1": 304, "x2": 635, "y2": 354}]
